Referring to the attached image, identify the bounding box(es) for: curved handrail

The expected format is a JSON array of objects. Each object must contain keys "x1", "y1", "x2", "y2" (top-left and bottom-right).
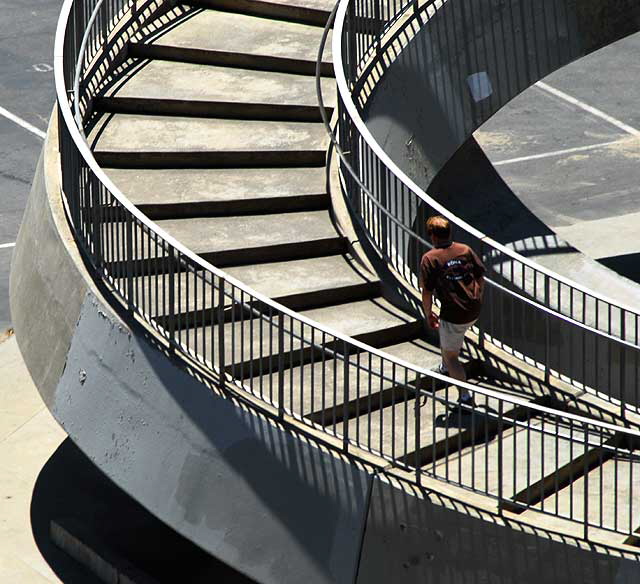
[
  {"x1": 326, "y1": 0, "x2": 640, "y2": 409},
  {"x1": 53, "y1": 0, "x2": 640, "y2": 539},
  {"x1": 331, "y1": 0, "x2": 640, "y2": 331}
]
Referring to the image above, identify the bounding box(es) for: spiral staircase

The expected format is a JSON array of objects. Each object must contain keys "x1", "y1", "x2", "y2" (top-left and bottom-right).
[{"x1": 10, "y1": 0, "x2": 640, "y2": 582}]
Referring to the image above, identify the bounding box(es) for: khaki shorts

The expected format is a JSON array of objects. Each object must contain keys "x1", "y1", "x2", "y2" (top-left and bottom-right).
[{"x1": 439, "y1": 319, "x2": 477, "y2": 352}]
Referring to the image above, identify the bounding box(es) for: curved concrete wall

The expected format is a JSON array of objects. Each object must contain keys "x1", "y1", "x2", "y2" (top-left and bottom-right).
[{"x1": 11, "y1": 108, "x2": 640, "y2": 583}]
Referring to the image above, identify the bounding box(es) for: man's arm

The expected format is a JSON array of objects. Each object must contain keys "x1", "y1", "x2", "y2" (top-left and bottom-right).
[{"x1": 422, "y1": 286, "x2": 439, "y2": 329}]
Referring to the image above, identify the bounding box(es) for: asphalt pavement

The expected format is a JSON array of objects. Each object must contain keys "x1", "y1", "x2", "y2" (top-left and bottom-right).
[
  {"x1": 476, "y1": 32, "x2": 640, "y2": 277},
  {"x1": 0, "y1": 0, "x2": 61, "y2": 333}
]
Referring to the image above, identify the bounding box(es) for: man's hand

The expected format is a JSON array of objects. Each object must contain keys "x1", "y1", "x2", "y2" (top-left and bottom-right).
[{"x1": 427, "y1": 312, "x2": 440, "y2": 329}]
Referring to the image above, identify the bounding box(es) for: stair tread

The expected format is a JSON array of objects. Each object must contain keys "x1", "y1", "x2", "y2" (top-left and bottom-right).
[
  {"x1": 155, "y1": 210, "x2": 338, "y2": 255},
  {"x1": 149, "y1": 9, "x2": 333, "y2": 64},
  {"x1": 436, "y1": 417, "x2": 602, "y2": 502},
  {"x1": 340, "y1": 385, "x2": 537, "y2": 464},
  {"x1": 299, "y1": 298, "x2": 418, "y2": 340},
  {"x1": 129, "y1": 254, "x2": 377, "y2": 322},
  {"x1": 185, "y1": 297, "x2": 420, "y2": 370},
  {"x1": 377, "y1": 338, "x2": 442, "y2": 369},
  {"x1": 106, "y1": 61, "x2": 336, "y2": 107},
  {"x1": 532, "y1": 456, "x2": 640, "y2": 533},
  {"x1": 106, "y1": 168, "x2": 326, "y2": 206},
  {"x1": 227, "y1": 255, "x2": 377, "y2": 299},
  {"x1": 90, "y1": 114, "x2": 328, "y2": 153}
]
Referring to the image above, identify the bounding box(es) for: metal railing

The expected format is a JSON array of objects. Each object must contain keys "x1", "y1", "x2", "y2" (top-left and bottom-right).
[
  {"x1": 328, "y1": 0, "x2": 640, "y2": 412},
  {"x1": 53, "y1": 0, "x2": 640, "y2": 540}
]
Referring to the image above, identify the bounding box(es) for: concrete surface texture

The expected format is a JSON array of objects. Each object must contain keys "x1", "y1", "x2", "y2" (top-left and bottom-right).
[
  {"x1": 0, "y1": 333, "x2": 70, "y2": 583},
  {"x1": 0, "y1": 0, "x2": 59, "y2": 333}
]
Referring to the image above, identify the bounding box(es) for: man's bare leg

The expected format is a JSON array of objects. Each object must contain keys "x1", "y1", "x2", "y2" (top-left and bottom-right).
[{"x1": 441, "y1": 349, "x2": 472, "y2": 402}]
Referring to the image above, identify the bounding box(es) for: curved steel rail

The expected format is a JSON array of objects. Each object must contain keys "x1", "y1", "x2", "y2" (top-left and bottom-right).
[
  {"x1": 325, "y1": 0, "x2": 640, "y2": 412},
  {"x1": 53, "y1": 0, "x2": 640, "y2": 540}
]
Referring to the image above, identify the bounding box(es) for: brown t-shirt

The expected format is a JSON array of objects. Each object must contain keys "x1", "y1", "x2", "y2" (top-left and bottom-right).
[{"x1": 420, "y1": 241, "x2": 485, "y2": 324}]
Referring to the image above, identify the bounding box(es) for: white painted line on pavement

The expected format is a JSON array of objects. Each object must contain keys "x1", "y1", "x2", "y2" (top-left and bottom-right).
[
  {"x1": 0, "y1": 242, "x2": 16, "y2": 250},
  {"x1": 536, "y1": 81, "x2": 640, "y2": 137},
  {"x1": 493, "y1": 139, "x2": 623, "y2": 166},
  {"x1": 0, "y1": 105, "x2": 46, "y2": 139}
]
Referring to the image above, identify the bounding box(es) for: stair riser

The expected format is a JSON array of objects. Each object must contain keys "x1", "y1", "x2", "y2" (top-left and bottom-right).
[
  {"x1": 185, "y1": 0, "x2": 331, "y2": 27},
  {"x1": 155, "y1": 281, "x2": 382, "y2": 329},
  {"x1": 94, "y1": 97, "x2": 333, "y2": 123},
  {"x1": 136, "y1": 194, "x2": 330, "y2": 220},
  {"x1": 105, "y1": 238, "x2": 349, "y2": 277},
  {"x1": 128, "y1": 43, "x2": 335, "y2": 77},
  {"x1": 95, "y1": 150, "x2": 327, "y2": 169}
]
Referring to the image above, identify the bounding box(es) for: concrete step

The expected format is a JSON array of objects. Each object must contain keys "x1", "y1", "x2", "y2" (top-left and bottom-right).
[
  {"x1": 102, "y1": 60, "x2": 336, "y2": 108},
  {"x1": 94, "y1": 97, "x2": 332, "y2": 123},
  {"x1": 428, "y1": 408, "x2": 608, "y2": 501},
  {"x1": 102, "y1": 210, "x2": 347, "y2": 275},
  {"x1": 339, "y1": 388, "x2": 548, "y2": 466},
  {"x1": 105, "y1": 167, "x2": 328, "y2": 218},
  {"x1": 501, "y1": 432, "x2": 628, "y2": 514},
  {"x1": 183, "y1": 297, "x2": 423, "y2": 378},
  {"x1": 131, "y1": 8, "x2": 333, "y2": 75},
  {"x1": 183, "y1": 0, "x2": 334, "y2": 27},
  {"x1": 523, "y1": 449, "x2": 640, "y2": 535},
  {"x1": 237, "y1": 339, "x2": 441, "y2": 426},
  {"x1": 129, "y1": 43, "x2": 334, "y2": 78},
  {"x1": 90, "y1": 114, "x2": 328, "y2": 169},
  {"x1": 134, "y1": 254, "x2": 381, "y2": 327},
  {"x1": 156, "y1": 210, "x2": 345, "y2": 266}
]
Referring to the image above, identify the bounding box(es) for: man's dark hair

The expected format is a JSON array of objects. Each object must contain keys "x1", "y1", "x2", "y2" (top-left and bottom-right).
[{"x1": 426, "y1": 215, "x2": 451, "y2": 240}]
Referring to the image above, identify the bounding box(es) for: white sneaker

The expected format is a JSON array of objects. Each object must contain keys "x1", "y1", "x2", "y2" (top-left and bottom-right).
[{"x1": 430, "y1": 363, "x2": 448, "y2": 375}]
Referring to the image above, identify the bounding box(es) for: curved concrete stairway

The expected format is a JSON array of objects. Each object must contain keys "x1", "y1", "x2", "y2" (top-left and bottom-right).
[{"x1": 87, "y1": 0, "x2": 640, "y2": 546}]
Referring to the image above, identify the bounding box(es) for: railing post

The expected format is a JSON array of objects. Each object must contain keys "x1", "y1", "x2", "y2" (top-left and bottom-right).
[
  {"x1": 583, "y1": 426, "x2": 589, "y2": 541},
  {"x1": 621, "y1": 314, "x2": 627, "y2": 420},
  {"x1": 497, "y1": 400, "x2": 504, "y2": 514},
  {"x1": 218, "y1": 277, "x2": 226, "y2": 391},
  {"x1": 544, "y1": 275, "x2": 551, "y2": 385},
  {"x1": 343, "y1": 341, "x2": 350, "y2": 453},
  {"x1": 167, "y1": 246, "x2": 176, "y2": 346},
  {"x1": 478, "y1": 240, "x2": 485, "y2": 351},
  {"x1": 125, "y1": 212, "x2": 135, "y2": 312},
  {"x1": 415, "y1": 383, "x2": 421, "y2": 486},
  {"x1": 278, "y1": 311, "x2": 285, "y2": 419}
]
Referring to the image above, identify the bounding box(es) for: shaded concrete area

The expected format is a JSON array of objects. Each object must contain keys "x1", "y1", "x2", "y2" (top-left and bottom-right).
[
  {"x1": 32, "y1": 439, "x2": 257, "y2": 583},
  {"x1": 476, "y1": 32, "x2": 640, "y2": 284},
  {"x1": 0, "y1": 334, "x2": 92, "y2": 583}
]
